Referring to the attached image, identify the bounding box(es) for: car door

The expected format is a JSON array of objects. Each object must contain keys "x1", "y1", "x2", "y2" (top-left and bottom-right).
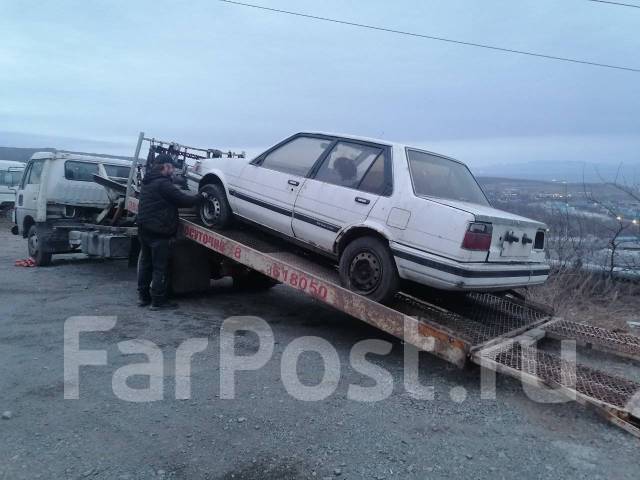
[
  {"x1": 232, "y1": 135, "x2": 334, "y2": 236},
  {"x1": 16, "y1": 159, "x2": 45, "y2": 230},
  {"x1": 292, "y1": 140, "x2": 392, "y2": 252}
]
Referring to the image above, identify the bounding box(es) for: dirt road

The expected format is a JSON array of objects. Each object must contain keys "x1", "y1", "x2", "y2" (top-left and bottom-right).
[{"x1": 0, "y1": 217, "x2": 638, "y2": 479}]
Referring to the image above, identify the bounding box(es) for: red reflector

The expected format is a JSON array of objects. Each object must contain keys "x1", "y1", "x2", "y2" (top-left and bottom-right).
[{"x1": 462, "y1": 231, "x2": 492, "y2": 251}]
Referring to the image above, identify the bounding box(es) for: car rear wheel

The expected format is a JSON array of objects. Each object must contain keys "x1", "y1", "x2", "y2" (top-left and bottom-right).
[
  {"x1": 339, "y1": 236, "x2": 399, "y2": 303},
  {"x1": 27, "y1": 224, "x2": 52, "y2": 266},
  {"x1": 198, "y1": 183, "x2": 233, "y2": 229}
]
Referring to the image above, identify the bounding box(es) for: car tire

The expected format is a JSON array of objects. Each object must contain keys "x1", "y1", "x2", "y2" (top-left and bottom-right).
[
  {"x1": 339, "y1": 236, "x2": 399, "y2": 303},
  {"x1": 27, "y1": 224, "x2": 52, "y2": 266},
  {"x1": 232, "y1": 269, "x2": 278, "y2": 291},
  {"x1": 198, "y1": 183, "x2": 233, "y2": 229}
]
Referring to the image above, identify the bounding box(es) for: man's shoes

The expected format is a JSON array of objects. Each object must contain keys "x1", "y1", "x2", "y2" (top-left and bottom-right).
[
  {"x1": 138, "y1": 292, "x2": 151, "y2": 307},
  {"x1": 149, "y1": 297, "x2": 178, "y2": 311}
]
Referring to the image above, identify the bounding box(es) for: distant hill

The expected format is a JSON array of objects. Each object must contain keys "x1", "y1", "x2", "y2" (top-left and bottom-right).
[
  {"x1": 0, "y1": 147, "x2": 55, "y2": 163},
  {"x1": 477, "y1": 176, "x2": 634, "y2": 202},
  {"x1": 477, "y1": 176, "x2": 555, "y2": 186},
  {"x1": 472, "y1": 160, "x2": 639, "y2": 184},
  {"x1": 0, "y1": 146, "x2": 133, "y2": 162}
]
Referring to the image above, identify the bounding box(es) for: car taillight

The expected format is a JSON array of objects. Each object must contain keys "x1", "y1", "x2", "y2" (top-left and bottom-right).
[{"x1": 462, "y1": 222, "x2": 493, "y2": 251}]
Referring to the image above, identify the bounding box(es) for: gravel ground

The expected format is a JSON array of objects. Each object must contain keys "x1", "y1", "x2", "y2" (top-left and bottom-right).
[{"x1": 1, "y1": 216, "x2": 639, "y2": 479}]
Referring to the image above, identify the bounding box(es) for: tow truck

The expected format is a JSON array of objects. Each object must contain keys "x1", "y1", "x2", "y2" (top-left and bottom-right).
[{"x1": 18, "y1": 132, "x2": 640, "y2": 438}]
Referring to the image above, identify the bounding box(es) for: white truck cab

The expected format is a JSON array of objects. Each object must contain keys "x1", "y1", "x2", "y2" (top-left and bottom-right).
[
  {"x1": 12, "y1": 151, "x2": 131, "y2": 265},
  {"x1": 0, "y1": 160, "x2": 25, "y2": 210}
]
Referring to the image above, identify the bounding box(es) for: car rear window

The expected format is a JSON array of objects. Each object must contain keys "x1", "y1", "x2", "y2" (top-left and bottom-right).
[
  {"x1": 105, "y1": 164, "x2": 131, "y2": 178},
  {"x1": 407, "y1": 149, "x2": 489, "y2": 206},
  {"x1": 65, "y1": 161, "x2": 99, "y2": 182}
]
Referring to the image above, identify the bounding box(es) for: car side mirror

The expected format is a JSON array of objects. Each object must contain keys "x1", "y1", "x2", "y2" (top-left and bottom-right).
[{"x1": 250, "y1": 155, "x2": 265, "y2": 166}]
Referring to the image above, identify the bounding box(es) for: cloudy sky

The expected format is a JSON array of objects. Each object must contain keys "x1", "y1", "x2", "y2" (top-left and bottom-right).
[{"x1": 1, "y1": 0, "x2": 638, "y2": 173}]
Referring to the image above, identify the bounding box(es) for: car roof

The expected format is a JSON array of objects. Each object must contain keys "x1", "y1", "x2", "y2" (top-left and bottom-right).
[
  {"x1": 300, "y1": 131, "x2": 398, "y2": 148},
  {"x1": 29, "y1": 151, "x2": 132, "y2": 166},
  {"x1": 298, "y1": 132, "x2": 465, "y2": 165}
]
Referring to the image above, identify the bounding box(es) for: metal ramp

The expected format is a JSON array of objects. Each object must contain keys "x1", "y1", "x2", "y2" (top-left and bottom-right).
[
  {"x1": 392, "y1": 290, "x2": 549, "y2": 346},
  {"x1": 474, "y1": 340, "x2": 640, "y2": 437},
  {"x1": 542, "y1": 319, "x2": 640, "y2": 362}
]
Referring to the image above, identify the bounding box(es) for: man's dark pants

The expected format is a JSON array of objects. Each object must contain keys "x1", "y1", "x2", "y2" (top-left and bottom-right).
[{"x1": 137, "y1": 229, "x2": 171, "y2": 301}]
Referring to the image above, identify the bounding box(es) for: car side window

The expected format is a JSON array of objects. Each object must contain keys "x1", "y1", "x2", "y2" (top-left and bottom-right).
[
  {"x1": 65, "y1": 161, "x2": 99, "y2": 182},
  {"x1": 26, "y1": 160, "x2": 45, "y2": 185},
  {"x1": 358, "y1": 153, "x2": 390, "y2": 195},
  {"x1": 260, "y1": 137, "x2": 332, "y2": 177},
  {"x1": 314, "y1": 141, "x2": 382, "y2": 191}
]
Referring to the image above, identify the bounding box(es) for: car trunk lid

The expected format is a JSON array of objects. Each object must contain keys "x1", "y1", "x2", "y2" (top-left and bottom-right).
[{"x1": 418, "y1": 196, "x2": 546, "y2": 262}]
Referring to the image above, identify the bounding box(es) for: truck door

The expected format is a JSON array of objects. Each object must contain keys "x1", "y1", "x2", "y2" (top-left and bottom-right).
[
  {"x1": 292, "y1": 141, "x2": 391, "y2": 252},
  {"x1": 15, "y1": 159, "x2": 45, "y2": 232}
]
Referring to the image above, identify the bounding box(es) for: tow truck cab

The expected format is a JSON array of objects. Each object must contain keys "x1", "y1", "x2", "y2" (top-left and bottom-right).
[{"x1": 12, "y1": 151, "x2": 131, "y2": 265}]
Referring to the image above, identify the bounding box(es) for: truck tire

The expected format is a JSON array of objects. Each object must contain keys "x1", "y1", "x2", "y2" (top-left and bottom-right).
[
  {"x1": 28, "y1": 225, "x2": 52, "y2": 266},
  {"x1": 198, "y1": 183, "x2": 233, "y2": 229},
  {"x1": 232, "y1": 270, "x2": 278, "y2": 291},
  {"x1": 339, "y1": 236, "x2": 399, "y2": 304}
]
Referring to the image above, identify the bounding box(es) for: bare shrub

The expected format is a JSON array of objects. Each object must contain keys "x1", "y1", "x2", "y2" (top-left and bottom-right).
[{"x1": 525, "y1": 267, "x2": 639, "y2": 332}]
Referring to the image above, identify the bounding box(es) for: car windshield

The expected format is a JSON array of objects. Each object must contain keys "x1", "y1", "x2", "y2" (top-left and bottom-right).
[{"x1": 407, "y1": 149, "x2": 489, "y2": 206}]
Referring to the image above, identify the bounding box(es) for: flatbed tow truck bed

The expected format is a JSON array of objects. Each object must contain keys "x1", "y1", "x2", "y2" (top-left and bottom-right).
[
  {"x1": 125, "y1": 195, "x2": 640, "y2": 438},
  {"x1": 122, "y1": 134, "x2": 640, "y2": 438}
]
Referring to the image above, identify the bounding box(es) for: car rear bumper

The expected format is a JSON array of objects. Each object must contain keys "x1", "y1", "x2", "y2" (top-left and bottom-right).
[{"x1": 391, "y1": 242, "x2": 550, "y2": 291}]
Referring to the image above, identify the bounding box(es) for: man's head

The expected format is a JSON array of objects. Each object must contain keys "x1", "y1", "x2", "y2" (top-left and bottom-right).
[{"x1": 153, "y1": 154, "x2": 175, "y2": 177}]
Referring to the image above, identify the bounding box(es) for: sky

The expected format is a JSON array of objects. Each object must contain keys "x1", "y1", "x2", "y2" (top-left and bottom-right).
[{"x1": 1, "y1": 0, "x2": 638, "y2": 176}]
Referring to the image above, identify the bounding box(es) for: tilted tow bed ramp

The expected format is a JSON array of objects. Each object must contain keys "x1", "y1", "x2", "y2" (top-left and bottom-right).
[
  {"x1": 177, "y1": 214, "x2": 640, "y2": 437},
  {"x1": 125, "y1": 173, "x2": 640, "y2": 440}
]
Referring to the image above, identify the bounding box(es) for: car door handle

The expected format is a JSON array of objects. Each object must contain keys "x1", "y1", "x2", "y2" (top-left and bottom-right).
[
  {"x1": 288, "y1": 180, "x2": 300, "y2": 186},
  {"x1": 355, "y1": 197, "x2": 370, "y2": 205}
]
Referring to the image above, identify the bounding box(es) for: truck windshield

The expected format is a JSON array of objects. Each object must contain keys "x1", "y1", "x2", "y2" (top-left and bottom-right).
[
  {"x1": 407, "y1": 149, "x2": 489, "y2": 206},
  {"x1": 0, "y1": 170, "x2": 24, "y2": 187}
]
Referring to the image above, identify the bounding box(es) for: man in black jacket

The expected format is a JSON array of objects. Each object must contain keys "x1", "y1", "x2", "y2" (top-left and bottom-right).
[{"x1": 136, "y1": 154, "x2": 206, "y2": 310}]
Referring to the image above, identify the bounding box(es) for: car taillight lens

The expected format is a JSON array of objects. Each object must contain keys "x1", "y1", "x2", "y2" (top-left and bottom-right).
[{"x1": 462, "y1": 222, "x2": 493, "y2": 251}]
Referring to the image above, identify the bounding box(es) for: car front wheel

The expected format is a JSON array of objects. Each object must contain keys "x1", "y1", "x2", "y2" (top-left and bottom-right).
[
  {"x1": 198, "y1": 183, "x2": 233, "y2": 229},
  {"x1": 339, "y1": 236, "x2": 399, "y2": 303},
  {"x1": 28, "y1": 224, "x2": 52, "y2": 266}
]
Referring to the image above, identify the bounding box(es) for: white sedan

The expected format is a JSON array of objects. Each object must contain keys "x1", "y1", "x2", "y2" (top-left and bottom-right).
[{"x1": 187, "y1": 132, "x2": 549, "y2": 302}]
